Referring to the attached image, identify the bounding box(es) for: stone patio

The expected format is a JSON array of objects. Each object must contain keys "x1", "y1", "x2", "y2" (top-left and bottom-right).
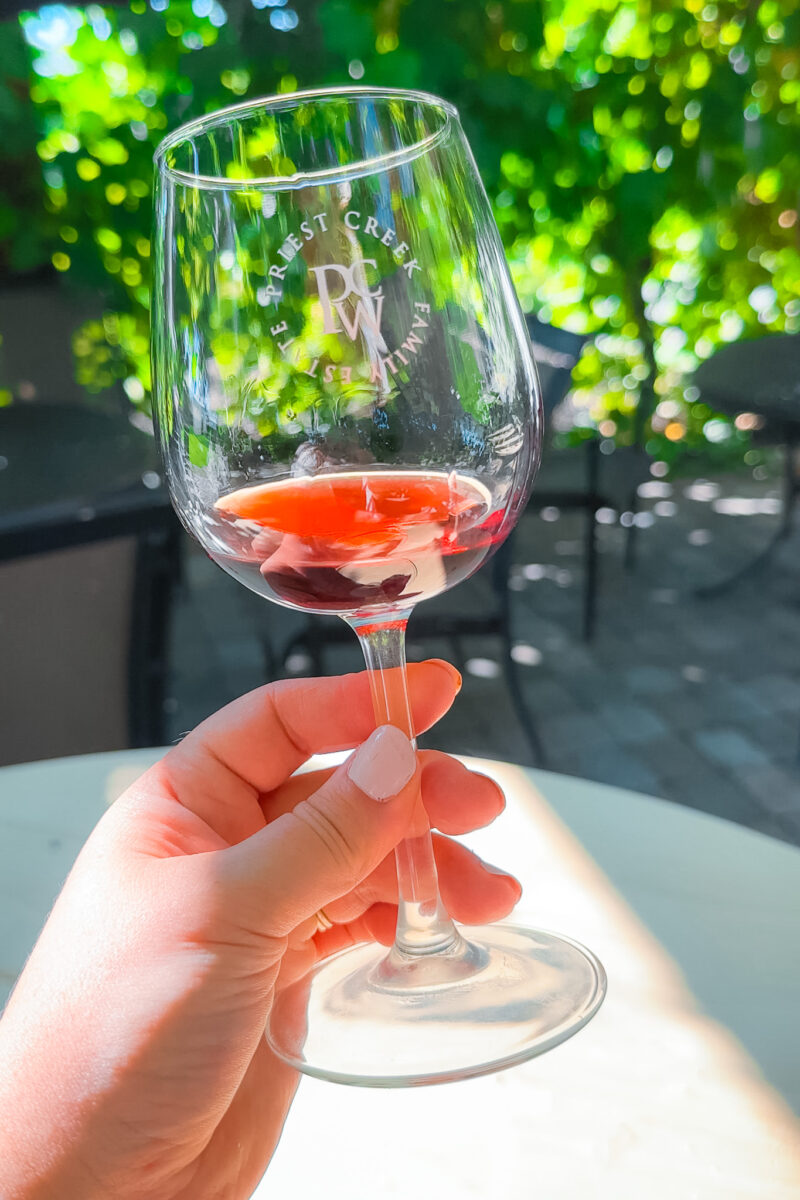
[{"x1": 166, "y1": 450, "x2": 800, "y2": 849}]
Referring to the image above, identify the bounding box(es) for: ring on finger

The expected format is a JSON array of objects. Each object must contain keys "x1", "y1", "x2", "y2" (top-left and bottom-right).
[{"x1": 314, "y1": 907, "x2": 334, "y2": 933}]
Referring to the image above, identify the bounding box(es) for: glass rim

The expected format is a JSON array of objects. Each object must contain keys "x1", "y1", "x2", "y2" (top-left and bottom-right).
[{"x1": 153, "y1": 86, "x2": 459, "y2": 192}]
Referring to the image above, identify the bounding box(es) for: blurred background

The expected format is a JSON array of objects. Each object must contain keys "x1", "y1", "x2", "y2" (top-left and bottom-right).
[{"x1": 1, "y1": 0, "x2": 799, "y2": 844}]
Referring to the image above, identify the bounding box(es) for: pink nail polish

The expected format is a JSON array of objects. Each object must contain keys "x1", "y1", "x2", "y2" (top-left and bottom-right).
[{"x1": 348, "y1": 726, "x2": 417, "y2": 801}]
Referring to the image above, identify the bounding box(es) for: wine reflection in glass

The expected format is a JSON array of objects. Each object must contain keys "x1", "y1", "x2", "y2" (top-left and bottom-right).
[{"x1": 152, "y1": 87, "x2": 606, "y2": 1087}]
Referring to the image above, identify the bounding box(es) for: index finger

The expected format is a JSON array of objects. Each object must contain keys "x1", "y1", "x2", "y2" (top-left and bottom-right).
[{"x1": 156, "y1": 661, "x2": 461, "y2": 838}]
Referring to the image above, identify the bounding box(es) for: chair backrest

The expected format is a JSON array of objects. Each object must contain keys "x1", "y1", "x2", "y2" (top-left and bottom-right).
[
  {"x1": 0, "y1": 539, "x2": 136, "y2": 765},
  {"x1": 525, "y1": 315, "x2": 589, "y2": 418},
  {"x1": 0, "y1": 403, "x2": 178, "y2": 763}
]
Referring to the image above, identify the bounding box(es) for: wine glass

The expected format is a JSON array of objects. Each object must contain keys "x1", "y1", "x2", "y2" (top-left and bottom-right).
[{"x1": 152, "y1": 87, "x2": 605, "y2": 1087}]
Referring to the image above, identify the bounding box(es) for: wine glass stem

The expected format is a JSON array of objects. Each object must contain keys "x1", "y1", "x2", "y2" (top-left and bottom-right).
[{"x1": 349, "y1": 612, "x2": 460, "y2": 957}]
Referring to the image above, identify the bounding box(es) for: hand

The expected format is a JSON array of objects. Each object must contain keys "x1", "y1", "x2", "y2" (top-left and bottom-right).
[{"x1": 0, "y1": 662, "x2": 519, "y2": 1200}]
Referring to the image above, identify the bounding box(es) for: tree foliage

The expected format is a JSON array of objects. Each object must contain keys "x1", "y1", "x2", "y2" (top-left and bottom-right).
[{"x1": 3, "y1": 0, "x2": 800, "y2": 464}]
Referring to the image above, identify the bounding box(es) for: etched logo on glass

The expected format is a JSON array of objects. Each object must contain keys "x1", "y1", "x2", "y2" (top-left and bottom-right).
[
  {"x1": 310, "y1": 259, "x2": 384, "y2": 340},
  {"x1": 257, "y1": 206, "x2": 430, "y2": 388}
]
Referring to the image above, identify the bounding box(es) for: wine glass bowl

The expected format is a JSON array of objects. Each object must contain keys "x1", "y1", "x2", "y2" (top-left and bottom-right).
[
  {"x1": 153, "y1": 89, "x2": 538, "y2": 618},
  {"x1": 153, "y1": 87, "x2": 605, "y2": 1086}
]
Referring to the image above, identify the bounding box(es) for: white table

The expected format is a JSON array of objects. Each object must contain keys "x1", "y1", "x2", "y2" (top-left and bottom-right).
[{"x1": 1, "y1": 750, "x2": 799, "y2": 1199}]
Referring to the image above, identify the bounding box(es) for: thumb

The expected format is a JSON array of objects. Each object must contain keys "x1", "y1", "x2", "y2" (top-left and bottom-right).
[{"x1": 218, "y1": 726, "x2": 418, "y2": 937}]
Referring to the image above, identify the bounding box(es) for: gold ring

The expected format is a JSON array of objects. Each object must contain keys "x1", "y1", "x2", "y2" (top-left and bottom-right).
[{"x1": 314, "y1": 908, "x2": 334, "y2": 933}]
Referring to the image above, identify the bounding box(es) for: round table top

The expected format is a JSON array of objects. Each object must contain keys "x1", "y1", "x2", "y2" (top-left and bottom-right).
[
  {"x1": 0, "y1": 402, "x2": 161, "y2": 513},
  {"x1": 0, "y1": 403, "x2": 172, "y2": 556},
  {"x1": 1, "y1": 748, "x2": 799, "y2": 1198}
]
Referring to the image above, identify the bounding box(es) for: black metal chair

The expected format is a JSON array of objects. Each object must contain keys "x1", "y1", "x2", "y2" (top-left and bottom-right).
[
  {"x1": 0, "y1": 402, "x2": 181, "y2": 764},
  {"x1": 524, "y1": 316, "x2": 608, "y2": 640}
]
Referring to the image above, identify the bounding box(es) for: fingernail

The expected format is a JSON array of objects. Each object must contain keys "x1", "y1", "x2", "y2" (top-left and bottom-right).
[
  {"x1": 348, "y1": 726, "x2": 417, "y2": 802},
  {"x1": 427, "y1": 659, "x2": 462, "y2": 693},
  {"x1": 481, "y1": 859, "x2": 523, "y2": 894}
]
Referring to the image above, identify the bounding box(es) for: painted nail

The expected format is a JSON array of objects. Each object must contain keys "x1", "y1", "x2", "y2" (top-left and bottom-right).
[
  {"x1": 427, "y1": 659, "x2": 463, "y2": 693},
  {"x1": 348, "y1": 725, "x2": 417, "y2": 802}
]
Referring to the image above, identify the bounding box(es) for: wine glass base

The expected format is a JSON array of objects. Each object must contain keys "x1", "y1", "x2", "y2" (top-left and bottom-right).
[{"x1": 267, "y1": 924, "x2": 606, "y2": 1088}]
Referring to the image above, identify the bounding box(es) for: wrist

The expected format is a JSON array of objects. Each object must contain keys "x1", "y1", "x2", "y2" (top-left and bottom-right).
[{"x1": 0, "y1": 1007, "x2": 105, "y2": 1200}]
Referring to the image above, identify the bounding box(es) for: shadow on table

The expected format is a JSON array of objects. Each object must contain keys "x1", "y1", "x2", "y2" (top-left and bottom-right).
[{"x1": 532, "y1": 770, "x2": 800, "y2": 1117}]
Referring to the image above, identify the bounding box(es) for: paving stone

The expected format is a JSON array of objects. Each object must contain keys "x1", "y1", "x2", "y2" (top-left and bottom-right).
[
  {"x1": 519, "y1": 676, "x2": 584, "y2": 718},
  {"x1": 431, "y1": 681, "x2": 536, "y2": 765},
  {"x1": 634, "y1": 736, "x2": 717, "y2": 786},
  {"x1": 660, "y1": 771, "x2": 765, "y2": 828},
  {"x1": 648, "y1": 690, "x2": 716, "y2": 734},
  {"x1": 565, "y1": 745, "x2": 662, "y2": 797},
  {"x1": 622, "y1": 665, "x2": 683, "y2": 696},
  {"x1": 216, "y1": 637, "x2": 266, "y2": 672},
  {"x1": 769, "y1": 808, "x2": 800, "y2": 846},
  {"x1": 693, "y1": 728, "x2": 771, "y2": 768},
  {"x1": 592, "y1": 635, "x2": 653, "y2": 671},
  {"x1": 406, "y1": 637, "x2": 455, "y2": 665},
  {"x1": 319, "y1": 644, "x2": 365, "y2": 675},
  {"x1": 739, "y1": 713, "x2": 798, "y2": 764},
  {"x1": 599, "y1": 702, "x2": 669, "y2": 745},
  {"x1": 562, "y1": 671, "x2": 630, "y2": 711},
  {"x1": 737, "y1": 764, "x2": 800, "y2": 814},
  {"x1": 760, "y1": 606, "x2": 800, "y2": 639},
  {"x1": 682, "y1": 625, "x2": 743, "y2": 655},
  {"x1": 746, "y1": 674, "x2": 800, "y2": 713},
  {"x1": 537, "y1": 712, "x2": 609, "y2": 758},
  {"x1": 697, "y1": 682, "x2": 774, "y2": 724},
  {"x1": 546, "y1": 642, "x2": 598, "y2": 675}
]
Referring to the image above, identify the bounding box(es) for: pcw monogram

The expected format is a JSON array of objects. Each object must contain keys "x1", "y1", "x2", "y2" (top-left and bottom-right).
[
  {"x1": 259, "y1": 205, "x2": 430, "y2": 387},
  {"x1": 310, "y1": 259, "x2": 384, "y2": 341}
]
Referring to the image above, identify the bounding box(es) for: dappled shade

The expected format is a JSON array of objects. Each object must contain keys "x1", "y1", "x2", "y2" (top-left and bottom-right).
[{"x1": 0, "y1": 0, "x2": 798, "y2": 470}]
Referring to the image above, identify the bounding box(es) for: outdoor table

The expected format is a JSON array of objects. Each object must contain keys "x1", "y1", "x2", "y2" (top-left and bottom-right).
[
  {"x1": 0, "y1": 401, "x2": 174, "y2": 560},
  {"x1": 1, "y1": 749, "x2": 799, "y2": 1198},
  {"x1": 693, "y1": 332, "x2": 800, "y2": 593}
]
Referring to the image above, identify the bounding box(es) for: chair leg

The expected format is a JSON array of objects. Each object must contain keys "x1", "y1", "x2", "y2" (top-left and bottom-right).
[
  {"x1": 780, "y1": 429, "x2": 797, "y2": 539},
  {"x1": 449, "y1": 634, "x2": 468, "y2": 677},
  {"x1": 623, "y1": 521, "x2": 637, "y2": 573},
  {"x1": 128, "y1": 524, "x2": 177, "y2": 748},
  {"x1": 500, "y1": 633, "x2": 546, "y2": 766},
  {"x1": 581, "y1": 439, "x2": 601, "y2": 640},
  {"x1": 622, "y1": 479, "x2": 641, "y2": 573},
  {"x1": 492, "y1": 533, "x2": 545, "y2": 765},
  {"x1": 582, "y1": 504, "x2": 599, "y2": 642}
]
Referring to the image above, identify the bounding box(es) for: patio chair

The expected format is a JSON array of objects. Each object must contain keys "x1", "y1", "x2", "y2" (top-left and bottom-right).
[
  {"x1": 523, "y1": 315, "x2": 609, "y2": 639},
  {"x1": 0, "y1": 402, "x2": 181, "y2": 765}
]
